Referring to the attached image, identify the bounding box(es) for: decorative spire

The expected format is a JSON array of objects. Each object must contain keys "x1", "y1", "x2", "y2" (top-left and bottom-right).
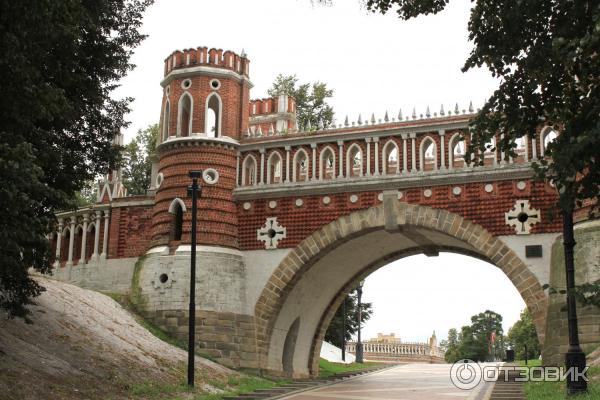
[
  {"x1": 412, "y1": 107, "x2": 417, "y2": 119},
  {"x1": 357, "y1": 114, "x2": 363, "y2": 125},
  {"x1": 240, "y1": 48, "x2": 247, "y2": 58},
  {"x1": 344, "y1": 115, "x2": 349, "y2": 127},
  {"x1": 468, "y1": 100, "x2": 474, "y2": 113},
  {"x1": 370, "y1": 113, "x2": 376, "y2": 124},
  {"x1": 426, "y1": 106, "x2": 431, "y2": 118},
  {"x1": 454, "y1": 103, "x2": 460, "y2": 114},
  {"x1": 440, "y1": 104, "x2": 445, "y2": 116},
  {"x1": 398, "y1": 108, "x2": 403, "y2": 120},
  {"x1": 384, "y1": 111, "x2": 389, "y2": 123}
]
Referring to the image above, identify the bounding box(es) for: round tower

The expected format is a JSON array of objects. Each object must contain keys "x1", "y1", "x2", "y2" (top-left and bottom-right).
[{"x1": 151, "y1": 46, "x2": 251, "y2": 249}]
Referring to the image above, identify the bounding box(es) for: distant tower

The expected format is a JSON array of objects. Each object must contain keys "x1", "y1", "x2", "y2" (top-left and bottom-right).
[
  {"x1": 151, "y1": 47, "x2": 252, "y2": 249},
  {"x1": 97, "y1": 132, "x2": 127, "y2": 203}
]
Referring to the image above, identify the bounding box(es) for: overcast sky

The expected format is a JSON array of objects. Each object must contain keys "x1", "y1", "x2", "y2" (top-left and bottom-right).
[{"x1": 116, "y1": 0, "x2": 525, "y2": 342}]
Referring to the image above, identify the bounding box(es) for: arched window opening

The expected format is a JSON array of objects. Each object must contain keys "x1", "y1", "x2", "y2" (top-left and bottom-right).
[
  {"x1": 86, "y1": 224, "x2": 95, "y2": 261},
  {"x1": 483, "y1": 137, "x2": 496, "y2": 166},
  {"x1": 169, "y1": 200, "x2": 184, "y2": 241},
  {"x1": 73, "y1": 226, "x2": 83, "y2": 262},
  {"x1": 206, "y1": 93, "x2": 222, "y2": 138},
  {"x1": 421, "y1": 138, "x2": 437, "y2": 171},
  {"x1": 347, "y1": 145, "x2": 363, "y2": 177},
  {"x1": 267, "y1": 153, "x2": 283, "y2": 184},
  {"x1": 293, "y1": 150, "x2": 309, "y2": 182},
  {"x1": 60, "y1": 227, "x2": 70, "y2": 263},
  {"x1": 383, "y1": 141, "x2": 399, "y2": 175},
  {"x1": 242, "y1": 156, "x2": 257, "y2": 186},
  {"x1": 320, "y1": 147, "x2": 336, "y2": 180},
  {"x1": 178, "y1": 94, "x2": 192, "y2": 137},
  {"x1": 50, "y1": 232, "x2": 58, "y2": 264},
  {"x1": 448, "y1": 133, "x2": 466, "y2": 169},
  {"x1": 542, "y1": 128, "x2": 557, "y2": 155},
  {"x1": 162, "y1": 101, "x2": 171, "y2": 141}
]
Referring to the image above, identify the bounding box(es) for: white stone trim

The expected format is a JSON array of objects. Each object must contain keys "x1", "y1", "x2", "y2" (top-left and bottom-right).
[{"x1": 168, "y1": 198, "x2": 187, "y2": 213}]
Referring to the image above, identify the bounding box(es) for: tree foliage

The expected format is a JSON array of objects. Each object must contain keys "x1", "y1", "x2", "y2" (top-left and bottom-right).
[
  {"x1": 0, "y1": 0, "x2": 152, "y2": 318},
  {"x1": 507, "y1": 309, "x2": 541, "y2": 360},
  {"x1": 122, "y1": 124, "x2": 158, "y2": 195},
  {"x1": 362, "y1": 0, "x2": 600, "y2": 214},
  {"x1": 268, "y1": 74, "x2": 335, "y2": 130},
  {"x1": 325, "y1": 289, "x2": 373, "y2": 348},
  {"x1": 444, "y1": 310, "x2": 505, "y2": 363}
]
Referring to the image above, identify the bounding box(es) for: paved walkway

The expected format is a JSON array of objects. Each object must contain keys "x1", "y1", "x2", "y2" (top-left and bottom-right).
[{"x1": 280, "y1": 363, "x2": 494, "y2": 400}]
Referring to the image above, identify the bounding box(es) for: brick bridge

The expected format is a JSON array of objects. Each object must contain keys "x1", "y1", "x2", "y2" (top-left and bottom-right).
[{"x1": 50, "y1": 46, "x2": 600, "y2": 378}]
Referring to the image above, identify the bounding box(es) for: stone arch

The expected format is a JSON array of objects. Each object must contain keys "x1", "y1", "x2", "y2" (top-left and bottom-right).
[
  {"x1": 205, "y1": 92, "x2": 223, "y2": 137},
  {"x1": 242, "y1": 154, "x2": 258, "y2": 186},
  {"x1": 419, "y1": 136, "x2": 437, "y2": 171},
  {"x1": 381, "y1": 139, "x2": 399, "y2": 175},
  {"x1": 254, "y1": 203, "x2": 547, "y2": 377},
  {"x1": 540, "y1": 126, "x2": 557, "y2": 157},
  {"x1": 448, "y1": 132, "x2": 466, "y2": 169},
  {"x1": 292, "y1": 148, "x2": 309, "y2": 182},
  {"x1": 177, "y1": 92, "x2": 193, "y2": 137},
  {"x1": 318, "y1": 145, "x2": 336, "y2": 180},
  {"x1": 266, "y1": 151, "x2": 283, "y2": 184},
  {"x1": 345, "y1": 143, "x2": 363, "y2": 177}
]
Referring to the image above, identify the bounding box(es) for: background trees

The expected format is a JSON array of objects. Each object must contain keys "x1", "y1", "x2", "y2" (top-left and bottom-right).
[
  {"x1": 122, "y1": 124, "x2": 158, "y2": 195},
  {"x1": 444, "y1": 310, "x2": 505, "y2": 362},
  {"x1": 507, "y1": 309, "x2": 541, "y2": 361},
  {"x1": 268, "y1": 74, "x2": 335, "y2": 130},
  {"x1": 0, "y1": 0, "x2": 152, "y2": 317},
  {"x1": 325, "y1": 289, "x2": 373, "y2": 348}
]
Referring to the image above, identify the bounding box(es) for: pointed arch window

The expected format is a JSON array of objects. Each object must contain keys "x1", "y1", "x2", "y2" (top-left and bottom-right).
[
  {"x1": 177, "y1": 93, "x2": 193, "y2": 137},
  {"x1": 293, "y1": 149, "x2": 309, "y2": 182},
  {"x1": 267, "y1": 152, "x2": 283, "y2": 184},
  {"x1": 205, "y1": 93, "x2": 222, "y2": 138},
  {"x1": 168, "y1": 198, "x2": 186, "y2": 241},
  {"x1": 346, "y1": 144, "x2": 363, "y2": 177},
  {"x1": 382, "y1": 140, "x2": 399, "y2": 175},
  {"x1": 541, "y1": 127, "x2": 557, "y2": 157},
  {"x1": 162, "y1": 100, "x2": 171, "y2": 141},
  {"x1": 319, "y1": 147, "x2": 336, "y2": 180},
  {"x1": 242, "y1": 155, "x2": 258, "y2": 186},
  {"x1": 420, "y1": 137, "x2": 437, "y2": 171},
  {"x1": 449, "y1": 133, "x2": 466, "y2": 169}
]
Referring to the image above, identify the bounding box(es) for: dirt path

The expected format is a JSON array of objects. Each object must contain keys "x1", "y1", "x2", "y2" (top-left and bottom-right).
[{"x1": 0, "y1": 277, "x2": 236, "y2": 400}]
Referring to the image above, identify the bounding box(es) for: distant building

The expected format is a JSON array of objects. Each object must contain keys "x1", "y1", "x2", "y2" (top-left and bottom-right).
[{"x1": 347, "y1": 331, "x2": 445, "y2": 364}]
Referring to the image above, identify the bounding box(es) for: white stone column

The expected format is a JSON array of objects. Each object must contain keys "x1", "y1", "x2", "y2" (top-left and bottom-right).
[
  {"x1": 259, "y1": 148, "x2": 265, "y2": 185},
  {"x1": 524, "y1": 135, "x2": 529, "y2": 162},
  {"x1": 439, "y1": 130, "x2": 446, "y2": 170},
  {"x1": 531, "y1": 137, "x2": 538, "y2": 160},
  {"x1": 410, "y1": 133, "x2": 417, "y2": 173},
  {"x1": 337, "y1": 140, "x2": 344, "y2": 178},
  {"x1": 499, "y1": 134, "x2": 506, "y2": 165},
  {"x1": 365, "y1": 138, "x2": 371, "y2": 176},
  {"x1": 92, "y1": 211, "x2": 101, "y2": 261},
  {"x1": 78, "y1": 213, "x2": 89, "y2": 264},
  {"x1": 235, "y1": 152, "x2": 241, "y2": 187},
  {"x1": 285, "y1": 146, "x2": 291, "y2": 182},
  {"x1": 401, "y1": 134, "x2": 408, "y2": 173},
  {"x1": 101, "y1": 210, "x2": 110, "y2": 259},
  {"x1": 311, "y1": 143, "x2": 317, "y2": 181},
  {"x1": 373, "y1": 137, "x2": 380, "y2": 176},
  {"x1": 66, "y1": 218, "x2": 76, "y2": 267},
  {"x1": 54, "y1": 218, "x2": 64, "y2": 267}
]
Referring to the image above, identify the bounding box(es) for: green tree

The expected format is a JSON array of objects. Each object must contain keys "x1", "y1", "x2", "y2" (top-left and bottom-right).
[
  {"x1": 268, "y1": 74, "x2": 335, "y2": 130},
  {"x1": 444, "y1": 310, "x2": 505, "y2": 362},
  {"x1": 0, "y1": 0, "x2": 152, "y2": 318},
  {"x1": 507, "y1": 309, "x2": 540, "y2": 361},
  {"x1": 361, "y1": 0, "x2": 600, "y2": 214},
  {"x1": 444, "y1": 328, "x2": 462, "y2": 363},
  {"x1": 324, "y1": 289, "x2": 373, "y2": 348},
  {"x1": 122, "y1": 124, "x2": 158, "y2": 195}
]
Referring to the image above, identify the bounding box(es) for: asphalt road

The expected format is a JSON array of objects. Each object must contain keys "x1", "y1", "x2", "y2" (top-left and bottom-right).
[{"x1": 280, "y1": 363, "x2": 495, "y2": 400}]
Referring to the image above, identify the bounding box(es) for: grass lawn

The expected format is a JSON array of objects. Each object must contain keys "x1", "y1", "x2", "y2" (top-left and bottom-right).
[
  {"x1": 523, "y1": 365, "x2": 600, "y2": 399},
  {"x1": 516, "y1": 359, "x2": 542, "y2": 367},
  {"x1": 319, "y1": 358, "x2": 382, "y2": 378}
]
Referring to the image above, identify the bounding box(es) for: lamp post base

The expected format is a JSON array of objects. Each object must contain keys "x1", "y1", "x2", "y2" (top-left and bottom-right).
[
  {"x1": 565, "y1": 349, "x2": 587, "y2": 395},
  {"x1": 356, "y1": 343, "x2": 364, "y2": 363}
]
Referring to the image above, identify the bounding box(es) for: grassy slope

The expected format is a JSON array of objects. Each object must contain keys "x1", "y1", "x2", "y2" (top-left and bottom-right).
[
  {"x1": 319, "y1": 359, "x2": 381, "y2": 377},
  {"x1": 523, "y1": 365, "x2": 600, "y2": 400}
]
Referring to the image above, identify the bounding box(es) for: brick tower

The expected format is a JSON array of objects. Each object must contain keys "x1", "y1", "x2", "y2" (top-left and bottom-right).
[{"x1": 151, "y1": 47, "x2": 251, "y2": 250}]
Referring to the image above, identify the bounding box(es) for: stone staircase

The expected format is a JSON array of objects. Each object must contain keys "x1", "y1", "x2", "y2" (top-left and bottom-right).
[
  {"x1": 222, "y1": 365, "x2": 390, "y2": 400},
  {"x1": 489, "y1": 366, "x2": 525, "y2": 400}
]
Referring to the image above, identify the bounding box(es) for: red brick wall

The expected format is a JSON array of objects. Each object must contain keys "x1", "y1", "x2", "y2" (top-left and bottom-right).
[
  {"x1": 237, "y1": 180, "x2": 561, "y2": 250},
  {"x1": 108, "y1": 204, "x2": 154, "y2": 259}
]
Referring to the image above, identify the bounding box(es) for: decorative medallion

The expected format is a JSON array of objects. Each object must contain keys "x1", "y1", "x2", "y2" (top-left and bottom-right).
[
  {"x1": 505, "y1": 200, "x2": 540, "y2": 235},
  {"x1": 257, "y1": 217, "x2": 287, "y2": 249},
  {"x1": 151, "y1": 262, "x2": 176, "y2": 294}
]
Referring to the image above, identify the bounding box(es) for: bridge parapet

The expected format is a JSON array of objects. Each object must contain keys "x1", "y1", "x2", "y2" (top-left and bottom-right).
[{"x1": 345, "y1": 341, "x2": 445, "y2": 363}]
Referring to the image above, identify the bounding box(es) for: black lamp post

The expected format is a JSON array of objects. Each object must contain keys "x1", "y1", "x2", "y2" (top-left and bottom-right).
[
  {"x1": 356, "y1": 281, "x2": 364, "y2": 363},
  {"x1": 186, "y1": 170, "x2": 203, "y2": 387},
  {"x1": 562, "y1": 208, "x2": 587, "y2": 394},
  {"x1": 341, "y1": 296, "x2": 347, "y2": 362}
]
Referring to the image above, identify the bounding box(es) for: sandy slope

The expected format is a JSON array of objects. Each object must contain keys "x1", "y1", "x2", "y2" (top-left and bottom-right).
[{"x1": 0, "y1": 277, "x2": 235, "y2": 400}]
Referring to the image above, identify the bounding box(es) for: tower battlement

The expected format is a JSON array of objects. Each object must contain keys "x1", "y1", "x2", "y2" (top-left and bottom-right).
[{"x1": 163, "y1": 46, "x2": 250, "y2": 78}]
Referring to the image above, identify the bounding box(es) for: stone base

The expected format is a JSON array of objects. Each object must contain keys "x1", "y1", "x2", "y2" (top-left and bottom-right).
[{"x1": 141, "y1": 309, "x2": 259, "y2": 369}]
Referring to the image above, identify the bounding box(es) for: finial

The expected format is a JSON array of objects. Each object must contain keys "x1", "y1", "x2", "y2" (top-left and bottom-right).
[
  {"x1": 344, "y1": 115, "x2": 349, "y2": 127},
  {"x1": 468, "y1": 101, "x2": 474, "y2": 113},
  {"x1": 426, "y1": 106, "x2": 431, "y2": 118},
  {"x1": 240, "y1": 48, "x2": 247, "y2": 58},
  {"x1": 398, "y1": 108, "x2": 403, "y2": 120},
  {"x1": 412, "y1": 107, "x2": 417, "y2": 119},
  {"x1": 384, "y1": 111, "x2": 389, "y2": 123},
  {"x1": 440, "y1": 104, "x2": 445, "y2": 116},
  {"x1": 370, "y1": 113, "x2": 376, "y2": 124},
  {"x1": 454, "y1": 103, "x2": 459, "y2": 114},
  {"x1": 357, "y1": 114, "x2": 363, "y2": 125}
]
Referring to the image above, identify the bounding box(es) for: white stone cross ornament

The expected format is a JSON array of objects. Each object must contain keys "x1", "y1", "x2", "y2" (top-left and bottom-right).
[
  {"x1": 505, "y1": 199, "x2": 540, "y2": 235},
  {"x1": 257, "y1": 217, "x2": 287, "y2": 249}
]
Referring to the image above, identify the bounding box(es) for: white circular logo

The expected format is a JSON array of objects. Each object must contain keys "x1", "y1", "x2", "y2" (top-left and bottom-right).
[{"x1": 450, "y1": 359, "x2": 481, "y2": 390}]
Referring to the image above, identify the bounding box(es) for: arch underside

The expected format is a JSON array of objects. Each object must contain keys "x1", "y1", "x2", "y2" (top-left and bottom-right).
[{"x1": 254, "y1": 203, "x2": 548, "y2": 378}]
